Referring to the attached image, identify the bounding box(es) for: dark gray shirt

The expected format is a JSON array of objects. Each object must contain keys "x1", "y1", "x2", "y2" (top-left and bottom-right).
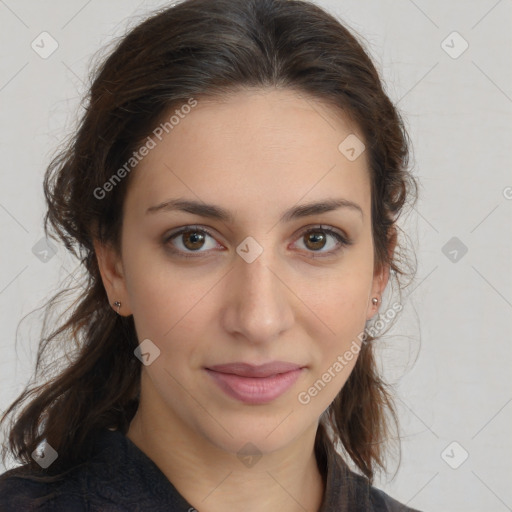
[{"x1": 0, "y1": 428, "x2": 421, "y2": 511}]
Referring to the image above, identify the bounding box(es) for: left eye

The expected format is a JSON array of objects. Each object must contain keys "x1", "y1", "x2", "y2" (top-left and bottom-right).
[
  {"x1": 295, "y1": 226, "x2": 350, "y2": 256},
  {"x1": 164, "y1": 225, "x2": 351, "y2": 258}
]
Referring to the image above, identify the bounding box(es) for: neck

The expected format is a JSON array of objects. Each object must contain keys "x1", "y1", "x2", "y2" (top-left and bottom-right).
[{"x1": 126, "y1": 401, "x2": 326, "y2": 512}]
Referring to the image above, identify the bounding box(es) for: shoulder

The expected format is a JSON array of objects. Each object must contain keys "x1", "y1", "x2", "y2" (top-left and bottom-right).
[
  {"x1": 346, "y1": 469, "x2": 421, "y2": 512},
  {"x1": 0, "y1": 428, "x2": 194, "y2": 511},
  {"x1": 0, "y1": 428, "x2": 121, "y2": 511},
  {"x1": 322, "y1": 446, "x2": 422, "y2": 512},
  {"x1": 368, "y1": 485, "x2": 421, "y2": 512},
  {"x1": 0, "y1": 465, "x2": 87, "y2": 511}
]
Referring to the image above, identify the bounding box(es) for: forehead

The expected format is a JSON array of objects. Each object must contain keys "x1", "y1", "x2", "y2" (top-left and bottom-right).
[{"x1": 124, "y1": 88, "x2": 371, "y2": 221}]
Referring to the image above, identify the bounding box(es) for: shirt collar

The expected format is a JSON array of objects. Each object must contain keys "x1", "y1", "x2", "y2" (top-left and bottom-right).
[{"x1": 88, "y1": 427, "x2": 372, "y2": 511}]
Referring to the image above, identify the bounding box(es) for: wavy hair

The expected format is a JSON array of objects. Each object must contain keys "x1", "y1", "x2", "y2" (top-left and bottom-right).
[{"x1": 1, "y1": 0, "x2": 417, "y2": 485}]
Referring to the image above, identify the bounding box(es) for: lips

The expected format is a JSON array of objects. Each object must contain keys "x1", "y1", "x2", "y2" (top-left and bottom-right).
[
  {"x1": 206, "y1": 361, "x2": 303, "y2": 378},
  {"x1": 204, "y1": 361, "x2": 305, "y2": 404}
]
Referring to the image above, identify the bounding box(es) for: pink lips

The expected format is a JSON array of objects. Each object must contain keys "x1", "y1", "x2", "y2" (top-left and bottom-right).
[{"x1": 205, "y1": 362, "x2": 305, "y2": 404}]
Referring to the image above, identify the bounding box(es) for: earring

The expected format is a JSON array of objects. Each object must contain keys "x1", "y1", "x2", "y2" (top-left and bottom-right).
[
  {"x1": 371, "y1": 297, "x2": 379, "y2": 306},
  {"x1": 113, "y1": 301, "x2": 121, "y2": 314}
]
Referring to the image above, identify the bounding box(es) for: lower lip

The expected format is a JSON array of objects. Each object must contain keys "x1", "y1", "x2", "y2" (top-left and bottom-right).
[{"x1": 205, "y1": 368, "x2": 304, "y2": 405}]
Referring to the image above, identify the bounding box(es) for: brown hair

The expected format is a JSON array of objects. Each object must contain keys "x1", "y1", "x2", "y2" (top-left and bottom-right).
[{"x1": 1, "y1": 0, "x2": 416, "y2": 486}]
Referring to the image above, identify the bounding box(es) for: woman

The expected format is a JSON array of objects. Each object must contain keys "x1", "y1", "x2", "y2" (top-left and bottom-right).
[{"x1": 0, "y1": 0, "x2": 419, "y2": 510}]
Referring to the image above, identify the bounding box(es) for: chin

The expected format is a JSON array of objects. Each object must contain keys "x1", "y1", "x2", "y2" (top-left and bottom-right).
[{"x1": 195, "y1": 411, "x2": 311, "y2": 457}]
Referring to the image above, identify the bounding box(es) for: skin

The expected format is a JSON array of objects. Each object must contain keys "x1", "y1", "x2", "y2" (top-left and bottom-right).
[{"x1": 94, "y1": 87, "x2": 393, "y2": 512}]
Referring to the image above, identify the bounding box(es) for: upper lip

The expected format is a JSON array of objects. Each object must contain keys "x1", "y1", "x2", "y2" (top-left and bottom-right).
[{"x1": 205, "y1": 362, "x2": 304, "y2": 378}]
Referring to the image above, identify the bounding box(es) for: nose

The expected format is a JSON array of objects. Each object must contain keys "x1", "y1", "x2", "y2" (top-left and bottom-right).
[{"x1": 220, "y1": 243, "x2": 295, "y2": 345}]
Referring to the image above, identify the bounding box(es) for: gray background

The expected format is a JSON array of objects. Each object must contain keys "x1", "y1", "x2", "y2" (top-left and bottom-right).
[{"x1": 1, "y1": 1, "x2": 511, "y2": 510}]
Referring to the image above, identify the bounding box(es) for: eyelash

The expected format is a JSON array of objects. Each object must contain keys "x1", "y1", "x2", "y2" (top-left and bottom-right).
[{"x1": 163, "y1": 224, "x2": 353, "y2": 259}]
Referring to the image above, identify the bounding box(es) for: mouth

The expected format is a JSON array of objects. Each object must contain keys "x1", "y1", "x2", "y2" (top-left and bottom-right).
[{"x1": 204, "y1": 361, "x2": 306, "y2": 405}]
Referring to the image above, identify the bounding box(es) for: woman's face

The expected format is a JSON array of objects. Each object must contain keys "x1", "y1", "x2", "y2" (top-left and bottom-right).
[{"x1": 97, "y1": 88, "x2": 388, "y2": 456}]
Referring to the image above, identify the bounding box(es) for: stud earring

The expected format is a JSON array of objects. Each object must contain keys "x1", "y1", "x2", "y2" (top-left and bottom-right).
[
  {"x1": 113, "y1": 301, "x2": 121, "y2": 314},
  {"x1": 371, "y1": 297, "x2": 379, "y2": 306}
]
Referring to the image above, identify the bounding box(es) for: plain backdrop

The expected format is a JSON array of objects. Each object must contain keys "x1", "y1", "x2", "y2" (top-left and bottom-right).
[{"x1": 0, "y1": 1, "x2": 511, "y2": 511}]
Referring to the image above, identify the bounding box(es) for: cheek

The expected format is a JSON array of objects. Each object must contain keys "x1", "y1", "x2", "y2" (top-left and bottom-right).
[
  {"x1": 298, "y1": 262, "x2": 372, "y2": 401},
  {"x1": 122, "y1": 246, "x2": 217, "y2": 355},
  {"x1": 300, "y1": 261, "x2": 373, "y2": 338},
  {"x1": 312, "y1": 285, "x2": 366, "y2": 377}
]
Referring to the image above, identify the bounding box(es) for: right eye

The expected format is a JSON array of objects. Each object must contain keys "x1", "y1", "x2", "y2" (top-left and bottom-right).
[{"x1": 163, "y1": 225, "x2": 224, "y2": 258}]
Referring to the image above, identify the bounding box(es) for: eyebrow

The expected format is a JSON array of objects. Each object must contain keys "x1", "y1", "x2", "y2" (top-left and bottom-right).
[{"x1": 146, "y1": 197, "x2": 363, "y2": 222}]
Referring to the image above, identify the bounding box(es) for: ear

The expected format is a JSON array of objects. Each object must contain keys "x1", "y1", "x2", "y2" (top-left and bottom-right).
[
  {"x1": 93, "y1": 238, "x2": 132, "y2": 317},
  {"x1": 366, "y1": 227, "x2": 397, "y2": 321}
]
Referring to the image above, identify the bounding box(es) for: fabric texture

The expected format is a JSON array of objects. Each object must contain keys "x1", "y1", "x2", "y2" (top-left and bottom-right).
[{"x1": 0, "y1": 428, "x2": 421, "y2": 511}]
